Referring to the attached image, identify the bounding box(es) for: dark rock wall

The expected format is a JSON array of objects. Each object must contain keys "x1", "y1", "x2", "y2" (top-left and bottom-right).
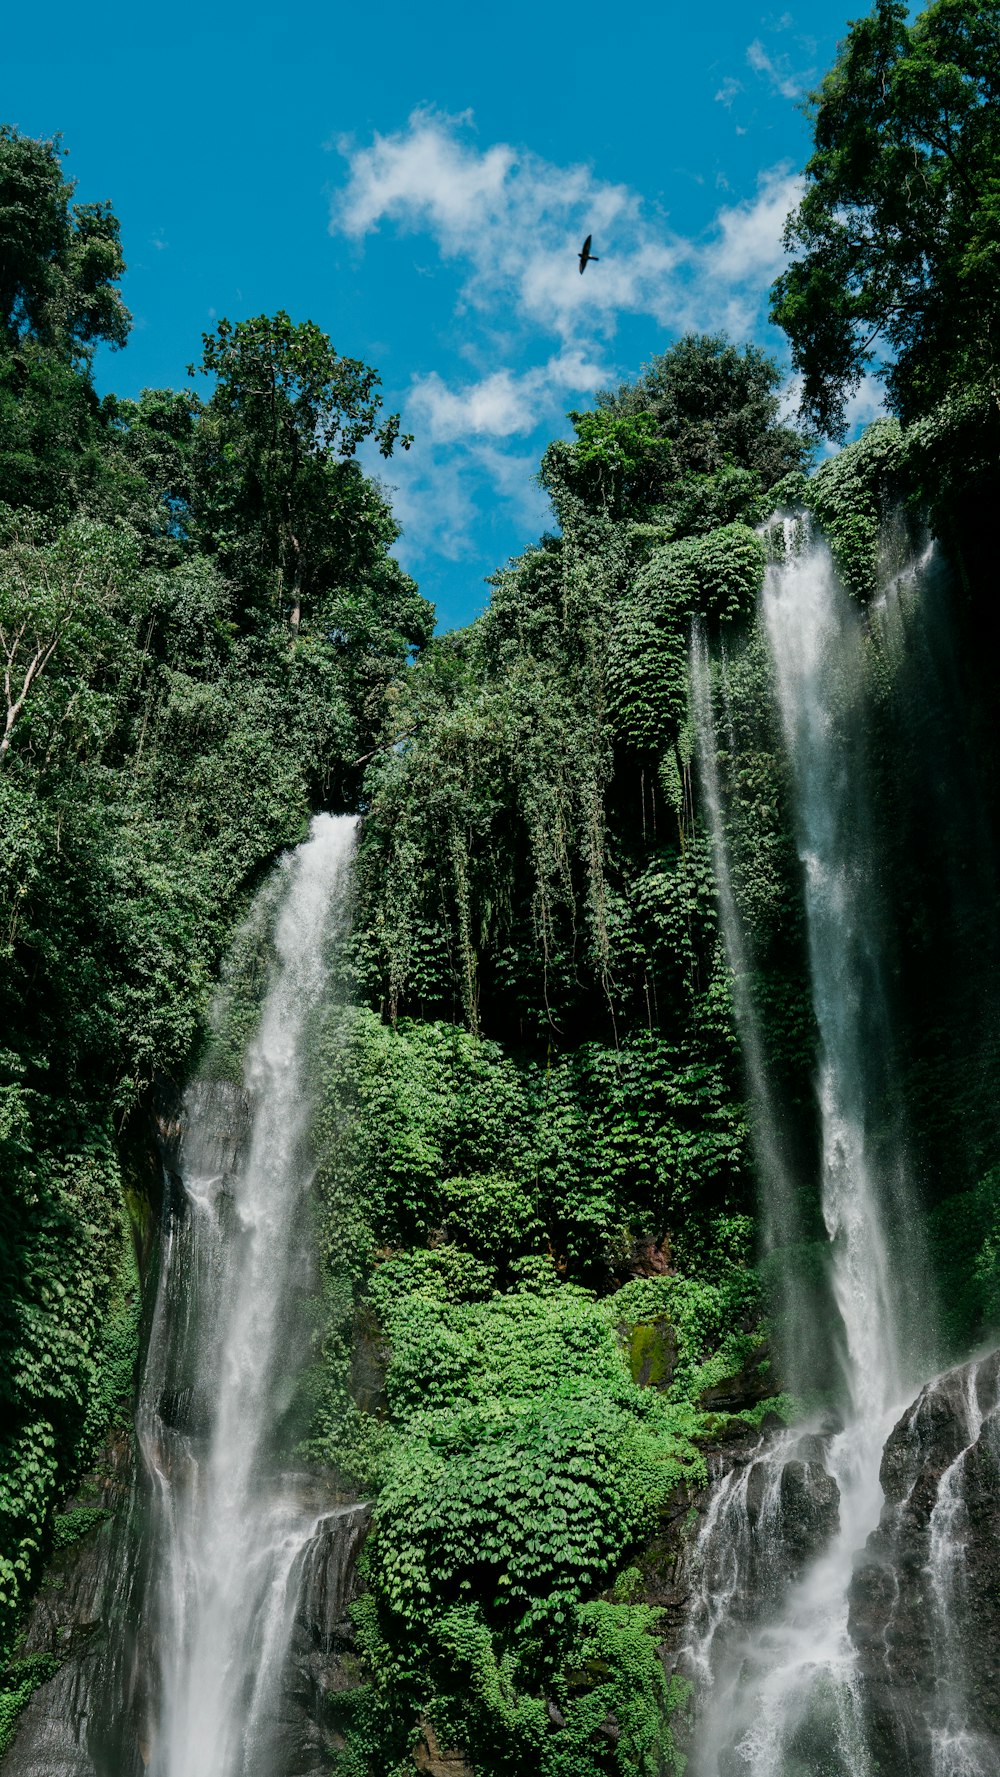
[
  {"x1": 849, "y1": 1349, "x2": 1000, "y2": 1777},
  {"x1": 0, "y1": 1453, "x2": 370, "y2": 1777}
]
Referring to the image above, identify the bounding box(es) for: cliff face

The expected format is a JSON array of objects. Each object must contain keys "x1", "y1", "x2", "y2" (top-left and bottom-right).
[
  {"x1": 660, "y1": 1349, "x2": 1000, "y2": 1777},
  {"x1": 1, "y1": 1435, "x2": 371, "y2": 1777},
  {"x1": 849, "y1": 1350, "x2": 1000, "y2": 1777},
  {"x1": 1, "y1": 1432, "x2": 138, "y2": 1777}
]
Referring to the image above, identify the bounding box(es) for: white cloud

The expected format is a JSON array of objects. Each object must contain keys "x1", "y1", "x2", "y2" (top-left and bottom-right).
[
  {"x1": 375, "y1": 439, "x2": 480, "y2": 565},
  {"x1": 410, "y1": 369, "x2": 540, "y2": 443},
  {"x1": 338, "y1": 111, "x2": 516, "y2": 248},
  {"x1": 471, "y1": 444, "x2": 552, "y2": 535},
  {"x1": 334, "y1": 109, "x2": 800, "y2": 368},
  {"x1": 715, "y1": 76, "x2": 743, "y2": 108},
  {"x1": 703, "y1": 166, "x2": 801, "y2": 286},
  {"x1": 334, "y1": 109, "x2": 688, "y2": 346},
  {"x1": 840, "y1": 374, "x2": 888, "y2": 438},
  {"x1": 409, "y1": 349, "x2": 610, "y2": 445},
  {"x1": 332, "y1": 111, "x2": 806, "y2": 570}
]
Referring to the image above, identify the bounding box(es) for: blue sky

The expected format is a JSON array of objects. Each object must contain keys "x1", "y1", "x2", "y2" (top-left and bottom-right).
[{"x1": 5, "y1": 0, "x2": 880, "y2": 630}]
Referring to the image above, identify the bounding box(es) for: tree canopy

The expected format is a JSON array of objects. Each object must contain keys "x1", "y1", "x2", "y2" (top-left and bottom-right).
[
  {"x1": 772, "y1": 0, "x2": 1000, "y2": 437},
  {"x1": 0, "y1": 125, "x2": 129, "y2": 359},
  {"x1": 540, "y1": 335, "x2": 808, "y2": 525},
  {"x1": 189, "y1": 312, "x2": 415, "y2": 632}
]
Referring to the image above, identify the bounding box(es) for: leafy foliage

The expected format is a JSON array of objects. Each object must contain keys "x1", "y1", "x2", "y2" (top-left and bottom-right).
[
  {"x1": 332, "y1": 1281, "x2": 725, "y2": 1776},
  {"x1": 314, "y1": 332, "x2": 807, "y2": 1775},
  {"x1": 189, "y1": 312, "x2": 422, "y2": 642},
  {"x1": 0, "y1": 125, "x2": 128, "y2": 359},
  {"x1": 0, "y1": 126, "x2": 433, "y2": 1658},
  {"x1": 590, "y1": 334, "x2": 808, "y2": 490},
  {"x1": 0, "y1": 1653, "x2": 60, "y2": 1759},
  {"x1": 12, "y1": 58, "x2": 1000, "y2": 1777}
]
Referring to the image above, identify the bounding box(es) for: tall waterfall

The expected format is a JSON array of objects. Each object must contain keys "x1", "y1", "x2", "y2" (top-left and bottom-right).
[
  {"x1": 137, "y1": 813, "x2": 357, "y2": 1777},
  {"x1": 687, "y1": 524, "x2": 931, "y2": 1777}
]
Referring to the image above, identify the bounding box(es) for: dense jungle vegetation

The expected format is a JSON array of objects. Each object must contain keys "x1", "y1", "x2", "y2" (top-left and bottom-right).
[{"x1": 2, "y1": 0, "x2": 1000, "y2": 1769}]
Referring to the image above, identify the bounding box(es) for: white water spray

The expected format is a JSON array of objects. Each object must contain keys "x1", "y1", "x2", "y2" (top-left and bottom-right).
[
  {"x1": 137, "y1": 813, "x2": 357, "y2": 1777},
  {"x1": 925, "y1": 1360, "x2": 1000, "y2": 1777}
]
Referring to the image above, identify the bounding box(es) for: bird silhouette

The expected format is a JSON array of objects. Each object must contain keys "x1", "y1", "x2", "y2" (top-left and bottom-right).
[{"x1": 578, "y1": 234, "x2": 599, "y2": 274}]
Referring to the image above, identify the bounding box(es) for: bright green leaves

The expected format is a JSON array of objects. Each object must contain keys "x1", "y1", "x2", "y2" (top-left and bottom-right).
[
  {"x1": 804, "y1": 419, "x2": 907, "y2": 599},
  {"x1": 0, "y1": 1653, "x2": 61, "y2": 1759},
  {"x1": 541, "y1": 410, "x2": 674, "y2": 520},
  {"x1": 373, "y1": 1387, "x2": 687, "y2": 1625},
  {"x1": 315, "y1": 1010, "x2": 751, "y2": 1297},
  {"x1": 586, "y1": 334, "x2": 808, "y2": 493},
  {"x1": 348, "y1": 1284, "x2": 706, "y2": 1776}
]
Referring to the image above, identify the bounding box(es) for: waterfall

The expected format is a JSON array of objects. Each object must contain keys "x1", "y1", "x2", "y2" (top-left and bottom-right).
[
  {"x1": 136, "y1": 813, "x2": 357, "y2": 1777},
  {"x1": 926, "y1": 1363, "x2": 993, "y2": 1777},
  {"x1": 761, "y1": 523, "x2": 922, "y2": 1415},
  {"x1": 686, "y1": 523, "x2": 931, "y2": 1777}
]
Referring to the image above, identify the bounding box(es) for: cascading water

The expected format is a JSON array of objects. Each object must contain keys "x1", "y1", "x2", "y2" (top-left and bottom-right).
[
  {"x1": 925, "y1": 1363, "x2": 998, "y2": 1777},
  {"x1": 686, "y1": 521, "x2": 931, "y2": 1777},
  {"x1": 136, "y1": 812, "x2": 358, "y2": 1777}
]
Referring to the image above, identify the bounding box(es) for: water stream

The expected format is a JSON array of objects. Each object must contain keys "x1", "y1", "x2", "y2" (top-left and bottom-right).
[
  {"x1": 137, "y1": 813, "x2": 357, "y2": 1777},
  {"x1": 687, "y1": 523, "x2": 930, "y2": 1776}
]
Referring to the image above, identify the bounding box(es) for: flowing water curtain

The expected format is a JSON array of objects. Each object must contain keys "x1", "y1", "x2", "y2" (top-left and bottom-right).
[
  {"x1": 684, "y1": 518, "x2": 936, "y2": 1777},
  {"x1": 133, "y1": 814, "x2": 357, "y2": 1777}
]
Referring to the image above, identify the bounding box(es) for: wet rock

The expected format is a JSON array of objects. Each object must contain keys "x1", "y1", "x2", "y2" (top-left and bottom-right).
[
  {"x1": 0, "y1": 1649, "x2": 107, "y2": 1777},
  {"x1": 350, "y1": 1308, "x2": 390, "y2": 1415},
  {"x1": 738, "y1": 1449, "x2": 841, "y2": 1611},
  {"x1": 776, "y1": 1457, "x2": 841, "y2": 1571},
  {"x1": 278, "y1": 1500, "x2": 372, "y2": 1776},
  {"x1": 849, "y1": 1348, "x2": 1000, "y2": 1777},
  {"x1": 1, "y1": 1431, "x2": 136, "y2": 1777},
  {"x1": 1, "y1": 1458, "x2": 372, "y2": 1777}
]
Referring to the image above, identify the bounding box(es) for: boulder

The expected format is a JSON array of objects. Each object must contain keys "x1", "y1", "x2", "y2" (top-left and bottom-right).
[{"x1": 849, "y1": 1348, "x2": 1000, "y2": 1777}]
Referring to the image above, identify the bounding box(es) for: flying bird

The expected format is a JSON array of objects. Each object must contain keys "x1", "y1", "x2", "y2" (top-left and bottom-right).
[{"x1": 578, "y1": 234, "x2": 599, "y2": 274}]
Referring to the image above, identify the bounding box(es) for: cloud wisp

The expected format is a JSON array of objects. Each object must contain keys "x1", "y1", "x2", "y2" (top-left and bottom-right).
[{"x1": 746, "y1": 31, "x2": 817, "y2": 102}]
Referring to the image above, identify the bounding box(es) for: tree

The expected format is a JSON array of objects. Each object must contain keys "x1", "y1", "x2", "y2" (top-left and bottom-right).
[
  {"x1": 0, "y1": 515, "x2": 132, "y2": 769},
  {"x1": 540, "y1": 410, "x2": 674, "y2": 519},
  {"x1": 98, "y1": 388, "x2": 200, "y2": 560},
  {"x1": 771, "y1": 0, "x2": 1000, "y2": 438},
  {"x1": 0, "y1": 125, "x2": 129, "y2": 359},
  {"x1": 190, "y1": 312, "x2": 411, "y2": 628},
  {"x1": 540, "y1": 336, "x2": 807, "y2": 530},
  {"x1": 0, "y1": 127, "x2": 131, "y2": 521},
  {"x1": 593, "y1": 334, "x2": 808, "y2": 485}
]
